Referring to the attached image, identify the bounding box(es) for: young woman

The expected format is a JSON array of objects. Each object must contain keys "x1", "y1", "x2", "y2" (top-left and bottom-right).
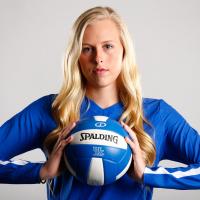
[{"x1": 0, "y1": 6, "x2": 200, "y2": 200}]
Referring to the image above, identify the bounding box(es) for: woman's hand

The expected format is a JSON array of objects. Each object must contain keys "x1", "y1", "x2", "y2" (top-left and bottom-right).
[
  {"x1": 40, "y1": 122, "x2": 76, "y2": 180},
  {"x1": 120, "y1": 121, "x2": 146, "y2": 183}
]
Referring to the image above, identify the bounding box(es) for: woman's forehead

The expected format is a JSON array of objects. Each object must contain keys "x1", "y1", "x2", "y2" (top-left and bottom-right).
[{"x1": 82, "y1": 19, "x2": 121, "y2": 43}]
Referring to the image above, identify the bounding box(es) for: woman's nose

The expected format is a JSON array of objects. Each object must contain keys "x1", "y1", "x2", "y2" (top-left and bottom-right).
[{"x1": 95, "y1": 48, "x2": 104, "y2": 64}]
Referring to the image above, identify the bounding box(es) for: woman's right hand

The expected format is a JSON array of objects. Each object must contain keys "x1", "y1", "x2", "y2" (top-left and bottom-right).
[{"x1": 39, "y1": 122, "x2": 76, "y2": 181}]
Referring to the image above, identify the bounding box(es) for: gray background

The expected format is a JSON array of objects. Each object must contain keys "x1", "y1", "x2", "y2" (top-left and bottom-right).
[{"x1": 0, "y1": 0, "x2": 199, "y2": 199}]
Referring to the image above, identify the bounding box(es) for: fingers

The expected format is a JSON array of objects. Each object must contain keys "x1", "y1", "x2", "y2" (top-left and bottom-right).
[
  {"x1": 54, "y1": 135, "x2": 74, "y2": 154},
  {"x1": 120, "y1": 121, "x2": 146, "y2": 182},
  {"x1": 60, "y1": 122, "x2": 76, "y2": 140},
  {"x1": 125, "y1": 136, "x2": 137, "y2": 155},
  {"x1": 57, "y1": 135, "x2": 74, "y2": 152},
  {"x1": 120, "y1": 121, "x2": 140, "y2": 154},
  {"x1": 55, "y1": 122, "x2": 76, "y2": 147},
  {"x1": 120, "y1": 121, "x2": 138, "y2": 143},
  {"x1": 53, "y1": 122, "x2": 76, "y2": 155},
  {"x1": 43, "y1": 123, "x2": 76, "y2": 179}
]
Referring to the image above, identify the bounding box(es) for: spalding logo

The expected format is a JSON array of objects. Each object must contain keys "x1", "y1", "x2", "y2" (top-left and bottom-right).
[
  {"x1": 80, "y1": 132, "x2": 118, "y2": 144},
  {"x1": 95, "y1": 122, "x2": 107, "y2": 128}
]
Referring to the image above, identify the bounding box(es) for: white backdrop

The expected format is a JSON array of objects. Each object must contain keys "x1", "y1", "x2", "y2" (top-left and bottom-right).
[{"x1": 0, "y1": 0, "x2": 200, "y2": 199}]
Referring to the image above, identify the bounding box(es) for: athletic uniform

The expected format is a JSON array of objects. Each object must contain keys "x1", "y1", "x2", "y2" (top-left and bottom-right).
[{"x1": 0, "y1": 94, "x2": 200, "y2": 200}]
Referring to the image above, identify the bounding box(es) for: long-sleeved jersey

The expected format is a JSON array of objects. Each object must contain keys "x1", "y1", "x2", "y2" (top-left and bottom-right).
[{"x1": 0, "y1": 94, "x2": 200, "y2": 200}]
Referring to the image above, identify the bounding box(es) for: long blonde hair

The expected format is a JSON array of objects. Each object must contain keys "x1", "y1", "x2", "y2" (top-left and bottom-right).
[{"x1": 44, "y1": 6, "x2": 156, "y2": 166}]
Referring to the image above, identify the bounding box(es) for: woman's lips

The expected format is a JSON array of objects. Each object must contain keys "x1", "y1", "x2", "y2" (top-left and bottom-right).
[{"x1": 93, "y1": 67, "x2": 109, "y2": 75}]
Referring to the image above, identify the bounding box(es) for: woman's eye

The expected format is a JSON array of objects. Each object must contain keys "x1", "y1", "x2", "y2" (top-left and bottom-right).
[
  {"x1": 104, "y1": 44, "x2": 113, "y2": 49},
  {"x1": 82, "y1": 47, "x2": 92, "y2": 53}
]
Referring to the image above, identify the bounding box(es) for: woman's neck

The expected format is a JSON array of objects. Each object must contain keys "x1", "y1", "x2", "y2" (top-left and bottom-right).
[{"x1": 86, "y1": 85, "x2": 119, "y2": 109}]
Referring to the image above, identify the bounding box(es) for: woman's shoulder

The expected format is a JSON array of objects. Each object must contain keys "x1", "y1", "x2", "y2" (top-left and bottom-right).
[
  {"x1": 31, "y1": 94, "x2": 57, "y2": 106},
  {"x1": 142, "y1": 97, "x2": 171, "y2": 109},
  {"x1": 18, "y1": 94, "x2": 57, "y2": 120},
  {"x1": 142, "y1": 97, "x2": 173, "y2": 119},
  {"x1": 142, "y1": 97, "x2": 183, "y2": 123},
  {"x1": 142, "y1": 97, "x2": 161, "y2": 113},
  {"x1": 24, "y1": 94, "x2": 57, "y2": 133},
  {"x1": 25, "y1": 94, "x2": 57, "y2": 111},
  {"x1": 143, "y1": 97, "x2": 163, "y2": 104}
]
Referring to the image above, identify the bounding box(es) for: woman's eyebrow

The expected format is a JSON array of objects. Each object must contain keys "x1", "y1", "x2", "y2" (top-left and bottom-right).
[{"x1": 82, "y1": 40, "x2": 115, "y2": 46}]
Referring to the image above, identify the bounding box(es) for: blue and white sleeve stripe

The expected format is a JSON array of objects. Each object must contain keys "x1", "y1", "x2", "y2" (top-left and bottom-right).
[
  {"x1": 143, "y1": 99, "x2": 200, "y2": 189},
  {"x1": 0, "y1": 159, "x2": 44, "y2": 184},
  {"x1": 144, "y1": 164, "x2": 200, "y2": 189},
  {"x1": 0, "y1": 95, "x2": 55, "y2": 184}
]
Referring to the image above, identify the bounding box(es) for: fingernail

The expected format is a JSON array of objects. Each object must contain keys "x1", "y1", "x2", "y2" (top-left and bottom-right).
[
  {"x1": 124, "y1": 136, "x2": 128, "y2": 141},
  {"x1": 120, "y1": 121, "x2": 125, "y2": 127}
]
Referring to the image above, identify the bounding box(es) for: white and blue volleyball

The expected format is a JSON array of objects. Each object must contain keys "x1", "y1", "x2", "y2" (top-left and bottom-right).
[{"x1": 64, "y1": 116, "x2": 132, "y2": 186}]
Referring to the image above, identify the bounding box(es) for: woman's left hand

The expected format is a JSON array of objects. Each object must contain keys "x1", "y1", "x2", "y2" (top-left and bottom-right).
[{"x1": 120, "y1": 121, "x2": 146, "y2": 183}]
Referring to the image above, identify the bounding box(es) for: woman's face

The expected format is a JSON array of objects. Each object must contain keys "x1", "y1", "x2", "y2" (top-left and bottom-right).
[{"x1": 79, "y1": 19, "x2": 124, "y2": 90}]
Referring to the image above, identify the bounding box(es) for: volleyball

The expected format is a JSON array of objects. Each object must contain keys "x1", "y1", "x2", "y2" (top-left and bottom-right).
[{"x1": 64, "y1": 115, "x2": 132, "y2": 186}]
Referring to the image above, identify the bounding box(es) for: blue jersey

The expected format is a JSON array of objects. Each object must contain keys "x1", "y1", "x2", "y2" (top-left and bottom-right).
[{"x1": 0, "y1": 94, "x2": 200, "y2": 200}]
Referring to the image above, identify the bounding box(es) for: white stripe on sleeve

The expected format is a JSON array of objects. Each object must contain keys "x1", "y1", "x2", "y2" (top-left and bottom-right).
[
  {"x1": 0, "y1": 159, "x2": 28, "y2": 166},
  {"x1": 144, "y1": 166, "x2": 200, "y2": 178}
]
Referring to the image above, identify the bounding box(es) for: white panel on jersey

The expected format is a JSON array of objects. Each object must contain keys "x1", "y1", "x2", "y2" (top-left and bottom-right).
[
  {"x1": 94, "y1": 116, "x2": 108, "y2": 122},
  {"x1": 71, "y1": 129, "x2": 127, "y2": 149},
  {"x1": 87, "y1": 158, "x2": 104, "y2": 185}
]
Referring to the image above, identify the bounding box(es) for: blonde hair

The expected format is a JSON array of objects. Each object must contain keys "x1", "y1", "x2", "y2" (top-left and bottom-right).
[{"x1": 44, "y1": 6, "x2": 156, "y2": 166}]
